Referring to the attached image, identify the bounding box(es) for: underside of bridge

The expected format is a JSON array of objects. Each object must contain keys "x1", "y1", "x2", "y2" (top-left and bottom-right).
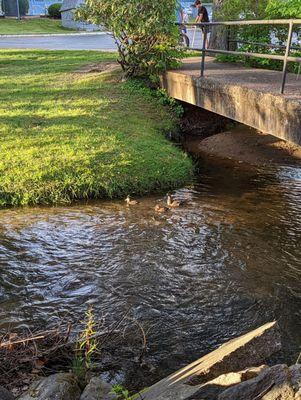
[{"x1": 161, "y1": 58, "x2": 301, "y2": 146}]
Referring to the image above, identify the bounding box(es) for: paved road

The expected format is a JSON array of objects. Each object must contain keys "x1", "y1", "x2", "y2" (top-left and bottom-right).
[
  {"x1": 0, "y1": 29, "x2": 204, "y2": 51},
  {"x1": 0, "y1": 33, "x2": 117, "y2": 51}
]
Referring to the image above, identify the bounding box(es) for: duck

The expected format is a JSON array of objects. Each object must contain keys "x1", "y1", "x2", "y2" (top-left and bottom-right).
[
  {"x1": 166, "y1": 193, "x2": 186, "y2": 208},
  {"x1": 125, "y1": 195, "x2": 139, "y2": 206},
  {"x1": 155, "y1": 204, "x2": 169, "y2": 213}
]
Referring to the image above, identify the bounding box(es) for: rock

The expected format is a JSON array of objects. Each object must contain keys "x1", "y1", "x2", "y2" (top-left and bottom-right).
[
  {"x1": 210, "y1": 365, "x2": 268, "y2": 386},
  {"x1": 0, "y1": 386, "x2": 14, "y2": 400},
  {"x1": 18, "y1": 373, "x2": 81, "y2": 400},
  {"x1": 141, "y1": 321, "x2": 281, "y2": 400},
  {"x1": 290, "y1": 364, "x2": 301, "y2": 396},
  {"x1": 80, "y1": 377, "x2": 116, "y2": 400},
  {"x1": 218, "y1": 364, "x2": 295, "y2": 400},
  {"x1": 187, "y1": 365, "x2": 268, "y2": 399},
  {"x1": 188, "y1": 321, "x2": 281, "y2": 385}
]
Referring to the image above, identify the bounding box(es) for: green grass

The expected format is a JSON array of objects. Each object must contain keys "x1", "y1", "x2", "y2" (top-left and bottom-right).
[
  {"x1": 0, "y1": 18, "x2": 77, "y2": 35},
  {"x1": 0, "y1": 50, "x2": 193, "y2": 206}
]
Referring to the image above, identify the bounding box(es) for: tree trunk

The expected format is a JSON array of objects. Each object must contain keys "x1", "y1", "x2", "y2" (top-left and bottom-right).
[{"x1": 209, "y1": 0, "x2": 228, "y2": 50}]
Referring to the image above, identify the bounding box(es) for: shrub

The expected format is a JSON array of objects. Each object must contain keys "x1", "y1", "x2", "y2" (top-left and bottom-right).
[
  {"x1": 48, "y1": 3, "x2": 62, "y2": 19},
  {"x1": 75, "y1": 0, "x2": 181, "y2": 80}
]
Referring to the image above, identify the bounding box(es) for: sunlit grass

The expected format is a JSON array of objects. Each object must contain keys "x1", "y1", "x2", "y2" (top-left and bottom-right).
[
  {"x1": 0, "y1": 18, "x2": 77, "y2": 35},
  {"x1": 0, "y1": 50, "x2": 193, "y2": 206}
]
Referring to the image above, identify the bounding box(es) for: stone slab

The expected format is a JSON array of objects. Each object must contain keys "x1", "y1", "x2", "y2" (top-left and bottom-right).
[
  {"x1": 140, "y1": 321, "x2": 281, "y2": 400},
  {"x1": 161, "y1": 58, "x2": 301, "y2": 145}
]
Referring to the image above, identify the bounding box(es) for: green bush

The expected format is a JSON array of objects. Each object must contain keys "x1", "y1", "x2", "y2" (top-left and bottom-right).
[
  {"x1": 75, "y1": 0, "x2": 181, "y2": 80},
  {"x1": 48, "y1": 3, "x2": 62, "y2": 19}
]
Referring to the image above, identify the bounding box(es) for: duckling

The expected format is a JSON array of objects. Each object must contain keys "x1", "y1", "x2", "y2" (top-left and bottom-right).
[
  {"x1": 166, "y1": 193, "x2": 186, "y2": 208},
  {"x1": 125, "y1": 195, "x2": 139, "y2": 206},
  {"x1": 155, "y1": 204, "x2": 169, "y2": 213}
]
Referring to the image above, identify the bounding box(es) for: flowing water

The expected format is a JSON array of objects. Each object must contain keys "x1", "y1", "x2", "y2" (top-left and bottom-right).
[{"x1": 0, "y1": 153, "x2": 301, "y2": 388}]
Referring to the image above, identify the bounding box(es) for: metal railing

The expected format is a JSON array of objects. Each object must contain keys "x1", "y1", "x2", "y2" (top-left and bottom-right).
[{"x1": 181, "y1": 19, "x2": 301, "y2": 94}]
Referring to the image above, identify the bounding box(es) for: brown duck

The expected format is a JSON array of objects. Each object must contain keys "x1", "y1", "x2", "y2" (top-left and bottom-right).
[
  {"x1": 167, "y1": 193, "x2": 186, "y2": 208},
  {"x1": 155, "y1": 204, "x2": 169, "y2": 213},
  {"x1": 125, "y1": 195, "x2": 139, "y2": 206}
]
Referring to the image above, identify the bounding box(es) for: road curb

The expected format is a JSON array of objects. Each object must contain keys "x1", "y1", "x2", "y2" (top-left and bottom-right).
[{"x1": 0, "y1": 31, "x2": 111, "y2": 38}]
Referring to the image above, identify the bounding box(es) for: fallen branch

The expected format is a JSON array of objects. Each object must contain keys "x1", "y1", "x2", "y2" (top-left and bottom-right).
[{"x1": 1, "y1": 334, "x2": 51, "y2": 348}]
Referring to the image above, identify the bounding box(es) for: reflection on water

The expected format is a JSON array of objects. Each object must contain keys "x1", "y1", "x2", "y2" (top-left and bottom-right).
[{"x1": 0, "y1": 159, "x2": 300, "y2": 387}]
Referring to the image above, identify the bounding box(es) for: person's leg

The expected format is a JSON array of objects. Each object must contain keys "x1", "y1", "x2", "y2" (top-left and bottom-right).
[
  {"x1": 201, "y1": 27, "x2": 209, "y2": 49},
  {"x1": 205, "y1": 27, "x2": 209, "y2": 49}
]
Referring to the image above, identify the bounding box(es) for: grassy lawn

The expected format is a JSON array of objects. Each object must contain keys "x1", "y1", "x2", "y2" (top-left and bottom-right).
[
  {"x1": 0, "y1": 18, "x2": 77, "y2": 35},
  {"x1": 0, "y1": 50, "x2": 193, "y2": 206}
]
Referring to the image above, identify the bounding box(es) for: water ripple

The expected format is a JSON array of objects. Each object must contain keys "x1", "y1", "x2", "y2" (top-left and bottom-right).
[{"x1": 0, "y1": 162, "x2": 300, "y2": 383}]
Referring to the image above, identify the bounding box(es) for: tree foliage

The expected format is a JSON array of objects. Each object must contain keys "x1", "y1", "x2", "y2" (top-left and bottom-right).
[
  {"x1": 75, "y1": 0, "x2": 180, "y2": 79},
  {"x1": 266, "y1": 0, "x2": 301, "y2": 18},
  {"x1": 19, "y1": 0, "x2": 29, "y2": 15},
  {"x1": 214, "y1": 0, "x2": 300, "y2": 73},
  {"x1": 214, "y1": 0, "x2": 267, "y2": 20},
  {"x1": 2, "y1": 0, "x2": 29, "y2": 16},
  {"x1": 213, "y1": 0, "x2": 300, "y2": 20}
]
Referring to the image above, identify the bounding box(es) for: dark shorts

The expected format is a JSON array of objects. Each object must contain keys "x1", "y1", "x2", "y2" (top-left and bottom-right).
[
  {"x1": 180, "y1": 24, "x2": 187, "y2": 34},
  {"x1": 201, "y1": 25, "x2": 209, "y2": 34}
]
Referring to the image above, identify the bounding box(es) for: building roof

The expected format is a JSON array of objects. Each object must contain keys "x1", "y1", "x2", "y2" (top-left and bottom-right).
[{"x1": 60, "y1": 0, "x2": 83, "y2": 12}]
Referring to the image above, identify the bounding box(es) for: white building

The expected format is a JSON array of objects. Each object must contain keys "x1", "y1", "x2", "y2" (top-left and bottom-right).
[
  {"x1": 28, "y1": 0, "x2": 63, "y2": 16},
  {"x1": 60, "y1": 0, "x2": 100, "y2": 31}
]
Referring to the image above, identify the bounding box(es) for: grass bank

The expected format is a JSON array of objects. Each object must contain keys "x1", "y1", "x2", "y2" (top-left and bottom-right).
[
  {"x1": 0, "y1": 50, "x2": 193, "y2": 206},
  {"x1": 0, "y1": 18, "x2": 76, "y2": 35}
]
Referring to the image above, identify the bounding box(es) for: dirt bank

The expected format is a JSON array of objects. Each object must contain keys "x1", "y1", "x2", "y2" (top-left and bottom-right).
[{"x1": 184, "y1": 125, "x2": 301, "y2": 166}]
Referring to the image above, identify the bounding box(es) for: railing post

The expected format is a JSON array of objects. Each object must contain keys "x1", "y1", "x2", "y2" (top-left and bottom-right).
[
  {"x1": 280, "y1": 20, "x2": 294, "y2": 94},
  {"x1": 200, "y1": 25, "x2": 207, "y2": 77},
  {"x1": 226, "y1": 25, "x2": 230, "y2": 51}
]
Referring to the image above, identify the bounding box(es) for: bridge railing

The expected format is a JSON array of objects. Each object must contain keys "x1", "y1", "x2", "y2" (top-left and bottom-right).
[{"x1": 179, "y1": 19, "x2": 301, "y2": 94}]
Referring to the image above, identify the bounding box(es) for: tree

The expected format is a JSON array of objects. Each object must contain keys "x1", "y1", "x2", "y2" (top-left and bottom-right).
[
  {"x1": 75, "y1": 0, "x2": 180, "y2": 79},
  {"x1": 3, "y1": 0, "x2": 28, "y2": 16},
  {"x1": 210, "y1": 0, "x2": 228, "y2": 50},
  {"x1": 19, "y1": 0, "x2": 29, "y2": 16},
  {"x1": 209, "y1": 0, "x2": 300, "y2": 72},
  {"x1": 210, "y1": 0, "x2": 268, "y2": 49},
  {"x1": 266, "y1": 0, "x2": 301, "y2": 18}
]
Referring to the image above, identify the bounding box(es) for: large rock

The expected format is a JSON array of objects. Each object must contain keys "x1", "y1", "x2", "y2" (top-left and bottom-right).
[
  {"x1": 187, "y1": 365, "x2": 268, "y2": 400},
  {"x1": 0, "y1": 386, "x2": 14, "y2": 400},
  {"x1": 290, "y1": 364, "x2": 301, "y2": 398},
  {"x1": 80, "y1": 377, "x2": 116, "y2": 400},
  {"x1": 141, "y1": 322, "x2": 281, "y2": 400},
  {"x1": 218, "y1": 364, "x2": 295, "y2": 400},
  {"x1": 18, "y1": 373, "x2": 81, "y2": 400}
]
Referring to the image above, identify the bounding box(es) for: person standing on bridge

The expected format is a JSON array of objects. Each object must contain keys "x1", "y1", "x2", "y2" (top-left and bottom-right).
[
  {"x1": 176, "y1": 1, "x2": 190, "y2": 47},
  {"x1": 193, "y1": 0, "x2": 209, "y2": 49},
  {"x1": 176, "y1": 1, "x2": 185, "y2": 25}
]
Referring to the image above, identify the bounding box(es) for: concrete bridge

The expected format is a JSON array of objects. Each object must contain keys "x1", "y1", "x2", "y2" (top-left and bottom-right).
[{"x1": 161, "y1": 57, "x2": 301, "y2": 145}]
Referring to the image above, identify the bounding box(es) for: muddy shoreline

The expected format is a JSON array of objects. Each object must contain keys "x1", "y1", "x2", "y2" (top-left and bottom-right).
[{"x1": 180, "y1": 104, "x2": 301, "y2": 167}]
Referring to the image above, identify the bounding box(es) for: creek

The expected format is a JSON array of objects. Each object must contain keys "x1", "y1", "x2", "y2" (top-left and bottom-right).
[{"x1": 0, "y1": 135, "x2": 300, "y2": 389}]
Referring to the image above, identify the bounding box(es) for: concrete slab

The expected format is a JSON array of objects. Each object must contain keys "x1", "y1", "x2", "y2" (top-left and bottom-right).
[
  {"x1": 141, "y1": 322, "x2": 281, "y2": 400},
  {"x1": 179, "y1": 57, "x2": 301, "y2": 101},
  {"x1": 161, "y1": 57, "x2": 301, "y2": 145}
]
